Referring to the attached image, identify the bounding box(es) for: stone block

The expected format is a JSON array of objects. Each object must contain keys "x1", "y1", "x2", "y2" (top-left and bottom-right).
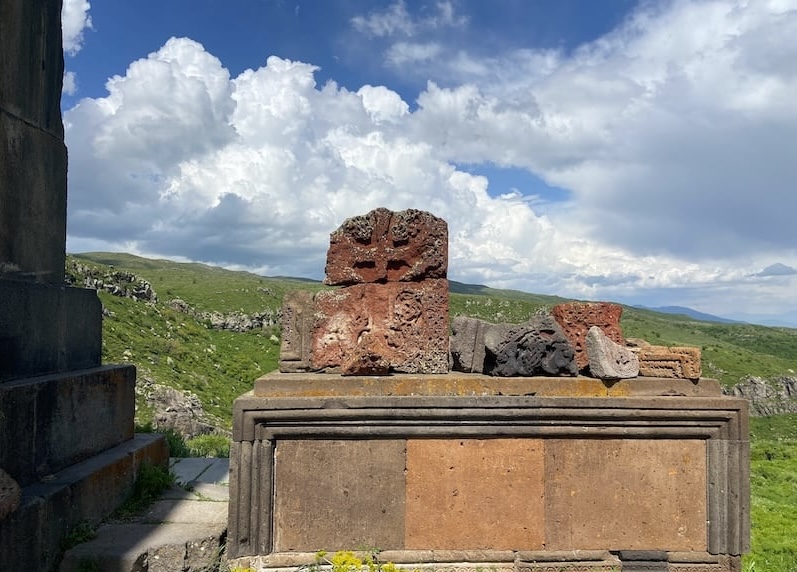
[
  {"x1": 544, "y1": 439, "x2": 707, "y2": 551},
  {"x1": 0, "y1": 280, "x2": 101, "y2": 381},
  {"x1": 272, "y1": 439, "x2": 406, "y2": 551},
  {"x1": 586, "y1": 325, "x2": 639, "y2": 379},
  {"x1": 552, "y1": 302, "x2": 624, "y2": 371},
  {"x1": 485, "y1": 315, "x2": 577, "y2": 377},
  {"x1": 0, "y1": 117, "x2": 67, "y2": 285},
  {"x1": 0, "y1": 0, "x2": 64, "y2": 137},
  {"x1": 449, "y1": 316, "x2": 495, "y2": 373},
  {"x1": 312, "y1": 279, "x2": 449, "y2": 374},
  {"x1": 0, "y1": 365, "x2": 135, "y2": 486},
  {"x1": 278, "y1": 290, "x2": 316, "y2": 372},
  {"x1": 1, "y1": 433, "x2": 167, "y2": 572},
  {"x1": 325, "y1": 208, "x2": 448, "y2": 285},
  {"x1": 638, "y1": 346, "x2": 702, "y2": 380},
  {"x1": 405, "y1": 438, "x2": 545, "y2": 550}
]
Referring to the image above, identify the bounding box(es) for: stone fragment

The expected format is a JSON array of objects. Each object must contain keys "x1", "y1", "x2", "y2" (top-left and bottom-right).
[
  {"x1": 279, "y1": 290, "x2": 317, "y2": 372},
  {"x1": 585, "y1": 326, "x2": 639, "y2": 379},
  {"x1": 312, "y1": 279, "x2": 449, "y2": 374},
  {"x1": 485, "y1": 315, "x2": 578, "y2": 377},
  {"x1": 340, "y1": 334, "x2": 391, "y2": 376},
  {"x1": 552, "y1": 302, "x2": 625, "y2": 371},
  {"x1": 449, "y1": 316, "x2": 509, "y2": 373},
  {"x1": 324, "y1": 208, "x2": 448, "y2": 285},
  {"x1": 0, "y1": 468, "x2": 21, "y2": 521},
  {"x1": 638, "y1": 346, "x2": 702, "y2": 380}
]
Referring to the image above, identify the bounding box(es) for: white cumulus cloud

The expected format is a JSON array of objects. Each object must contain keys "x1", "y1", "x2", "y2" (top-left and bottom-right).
[
  {"x1": 62, "y1": 0, "x2": 92, "y2": 55},
  {"x1": 65, "y1": 0, "x2": 797, "y2": 319}
]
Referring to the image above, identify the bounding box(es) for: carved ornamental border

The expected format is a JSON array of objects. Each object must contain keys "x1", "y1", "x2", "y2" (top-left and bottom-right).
[{"x1": 229, "y1": 394, "x2": 749, "y2": 563}]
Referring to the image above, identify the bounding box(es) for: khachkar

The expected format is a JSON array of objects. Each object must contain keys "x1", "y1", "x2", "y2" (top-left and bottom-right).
[{"x1": 229, "y1": 208, "x2": 749, "y2": 572}]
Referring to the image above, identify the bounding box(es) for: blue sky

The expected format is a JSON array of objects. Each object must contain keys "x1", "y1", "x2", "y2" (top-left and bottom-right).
[{"x1": 60, "y1": 0, "x2": 797, "y2": 325}]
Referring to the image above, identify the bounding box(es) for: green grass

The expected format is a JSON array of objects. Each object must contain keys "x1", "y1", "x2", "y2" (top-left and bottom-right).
[{"x1": 745, "y1": 414, "x2": 797, "y2": 572}]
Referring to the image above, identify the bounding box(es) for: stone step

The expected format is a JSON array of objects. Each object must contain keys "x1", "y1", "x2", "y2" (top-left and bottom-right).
[
  {"x1": 0, "y1": 433, "x2": 168, "y2": 572},
  {"x1": 60, "y1": 457, "x2": 229, "y2": 572}
]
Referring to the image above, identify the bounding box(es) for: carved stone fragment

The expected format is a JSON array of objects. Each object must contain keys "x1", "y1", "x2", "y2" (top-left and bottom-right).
[
  {"x1": 485, "y1": 316, "x2": 578, "y2": 377},
  {"x1": 551, "y1": 302, "x2": 625, "y2": 371},
  {"x1": 638, "y1": 346, "x2": 702, "y2": 380},
  {"x1": 311, "y1": 279, "x2": 449, "y2": 374},
  {"x1": 449, "y1": 316, "x2": 509, "y2": 373},
  {"x1": 340, "y1": 333, "x2": 391, "y2": 376},
  {"x1": 324, "y1": 207, "x2": 448, "y2": 286},
  {"x1": 585, "y1": 326, "x2": 639, "y2": 379},
  {"x1": 278, "y1": 290, "x2": 317, "y2": 372},
  {"x1": 0, "y1": 468, "x2": 21, "y2": 521}
]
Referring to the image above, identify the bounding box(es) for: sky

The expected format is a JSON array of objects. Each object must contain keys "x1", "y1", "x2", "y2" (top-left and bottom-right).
[{"x1": 60, "y1": 0, "x2": 797, "y2": 326}]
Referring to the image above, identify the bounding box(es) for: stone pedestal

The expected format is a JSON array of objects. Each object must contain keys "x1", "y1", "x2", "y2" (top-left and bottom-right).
[{"x1": 229, "y1": 373, "x2": 749, "y2": 571}]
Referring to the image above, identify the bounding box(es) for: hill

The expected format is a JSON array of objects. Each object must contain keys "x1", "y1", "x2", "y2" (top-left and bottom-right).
[{"x1": 68, "y1": 252, "x2": 797, "y2": 428}]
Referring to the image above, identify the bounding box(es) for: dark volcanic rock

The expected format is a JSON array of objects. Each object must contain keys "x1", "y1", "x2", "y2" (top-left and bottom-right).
[
  {"x1": 484, "y1": 315, "x2": 577, "y2": 377},
  {"x1": 324, "y1": 208, "x2": 448, "y2": 285}
]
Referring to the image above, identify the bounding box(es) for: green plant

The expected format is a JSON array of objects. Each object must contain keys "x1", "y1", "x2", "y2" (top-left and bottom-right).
[
  {"x1": 113, "y1": 461, "x2": 174, "y2": 518},
  {"x1": 60, "y1": 520, "x2": 97, "y2": 551},
  {"x1": 185, "y1": 433, "x2": 231, "y2": 457}
]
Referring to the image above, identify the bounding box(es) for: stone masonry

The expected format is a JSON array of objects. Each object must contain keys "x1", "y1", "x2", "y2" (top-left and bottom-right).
[
  {"x1": 279, "y1": 208, "x2": 450, "y2": 375},
  {"x1": 585, "y1": 326, "x2": 639, "y2": 380}
]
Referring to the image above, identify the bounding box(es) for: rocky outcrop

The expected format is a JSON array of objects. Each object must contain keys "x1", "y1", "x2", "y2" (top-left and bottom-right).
[
  {"x1": 552, "y1": 302, "x2": 625, "y2": 371},
  {"x1": 168, "y1": 298, "x2": 279, "y2": 332},
  {"x1": 137, "y1": 379, "x2": 229, "y2": 440},
  {"x1": 65, "y1": 259, "x2": 158, "y2": 303},
  {"x1": 724, "y1": 376, "x2": 797, "y2": 416}
]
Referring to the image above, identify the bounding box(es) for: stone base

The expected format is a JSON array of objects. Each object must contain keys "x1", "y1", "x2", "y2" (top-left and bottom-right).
[
  {"x1": 0, "y1": 432, "x2": 168, "y2": 572},
  {"x1": 0, "y1": 280, "x2": 101, "y2": 381},
  {"x1": 230, "y1": 373, "x2": 749, "y2": 562},
  {"x1": 230, "y1": 550, "x2": 741, "y2": 572},
  {"x1": 0, "y1": 365, "x2": 136, "y2": 486}
]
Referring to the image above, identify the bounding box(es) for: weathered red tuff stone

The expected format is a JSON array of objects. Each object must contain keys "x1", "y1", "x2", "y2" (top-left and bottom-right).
[
  {"x1": 551, "y1": 302, "x2": 624, "y2": 371},
  {"x1": 324, "y1": 207, "x2": 448, "y2": 285},
  {"x1": 311, "y1": 279, "x2": 450, "y2": 374}
]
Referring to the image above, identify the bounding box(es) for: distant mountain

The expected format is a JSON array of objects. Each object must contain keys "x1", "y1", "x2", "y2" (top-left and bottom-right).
[{"x1": 634, "y1": 305, "x2": 741, "y2": 324}]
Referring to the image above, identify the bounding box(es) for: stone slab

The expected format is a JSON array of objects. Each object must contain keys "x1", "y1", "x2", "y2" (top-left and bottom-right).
[
  {"x1": 638, "y1": 346, "x2": 702, "y2": 380},
  {"x1": 142, "y1": 499, "x2": 228, "y2": 524},
  {"x1": 279, "y1": 290, "x2": 316, "y2": 372},
  {"x1": 195, "y1": 458, "x2": 230, "y2": 484},
  {"x1": 0, "y1": 365, "x2": 135, "y2": 486},
  {"x1": 544, "y1": 439, "x2": 707, "y2": 551},
  {"x1": 272, "y1": 439, "x2": 406, "y2": 551},
  {"x1": 0, "y1": 433, "x2": 167, "y2": 572},
  {"x1": 405, "y1": 438, "x2": 545, "y2": 550},
  {"x1": 312, "y1": 279, "x2": 449, "y2": 374},
  {"x1": 59, "y1": 522, "x2": 225, "y2": 572},
  {"x1": 253, "y1": 372, "x2": 722, "y2": 400},
  {"x1": 0, "y1": 280, "x2": 101, "y2": 381}
]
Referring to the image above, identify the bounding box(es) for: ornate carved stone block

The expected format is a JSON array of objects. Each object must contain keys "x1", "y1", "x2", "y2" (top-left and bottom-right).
[
  {"x1": 312, "y1": 279, "x2": 449, "y2": 374},
  {"x1": 324, "y1": 208, "x2": 448, "y2": 286},
  {"x1": 551, "y1": 302, "x2": 624, "y2": 371},
  {"x1": 638, "y1": 346, "x2": 702, "y2": 380}
]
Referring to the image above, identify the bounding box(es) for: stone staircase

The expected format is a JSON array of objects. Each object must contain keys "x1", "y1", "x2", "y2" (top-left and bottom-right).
[{"x1": 60, "y1": 458, "x2": 230, "y2": 572}]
